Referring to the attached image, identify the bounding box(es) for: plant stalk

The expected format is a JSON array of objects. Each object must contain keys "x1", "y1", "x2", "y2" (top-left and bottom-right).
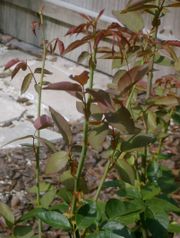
[
  {"x1": 72, "y1": 52, "x2": 96, "y2": 213},
  {"x1": 146, "y1": 0, "x2": 164, "y2": 98},
  {"x1": 35, "y1": 11, "x2": 46, "y2": 238},
  {"x1": 94, "y1": 159, "x2": 111, "y2": 201}
]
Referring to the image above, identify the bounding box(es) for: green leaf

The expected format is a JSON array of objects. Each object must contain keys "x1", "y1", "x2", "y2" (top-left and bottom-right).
[
  {"x1": 106, "y1": 199, "x2": 144, "y2": 225},
  {"x1": 21, "y1": 73, "x2": 33, "y2": 94},
  {"x1": 49, "y1": 107, "x2": 72, "y2": 145},
  {"x1": 172, "y1": 105, "x2": 180, "y2": 124},
  {"x1": 121, "y1": 134, "x2": 155, "y2": 152},
  {"x1": 105, "y1": 107, "x2": 139, "y2": 134},
  {"x1": 28, "y1": 182, "x2": 50, "y2": 193},
  {"x1": 116, "y1": 181, "x2": 141, "y2": 199},
  {"x1": 147, "y1": 111, "x2": 157, "y2": 131},
  {"x1": 76, "y1": 201, "x2": 97, "y2": 229},
  {"x1": 14, "y1": 226, "x2": 33, "y2": 238},
  {"x1": 112, "y1": 11, "x2": 144, "y2": 32},
  {"x1": 22, "y1": 208, "x2": 71, "y2": 230},
  {"x1": 45, "y1": 151, "x2": 69, "y2": 174},
  {"x1": 116, "y1": 159, "x2": 136, "y2": 185},
  {"x1": 36, "y1": 209, "x2": 71, "y2": 230},
  {"x1": 50, "y1": 203, "x2": 69, "y2": 213},
  {"x1": 145, "y1": 202, "x2": 169, "y2": 238},
  {"x1": 86, "y1": 230, "x2": 124, "y2": 238},
  {"x1": 60, "y1": 170, "x2": 74, "y2": 191},
  {"x1": 41, "y1": 189, "x2": 57, "y2": 208},
  {"x1": 77, "y1": 51, "x2": 89, "y2": 64},
  {"x1": 88, "y1": 124, "x2": 108, "y2": 151},
  {"x1": 154, "y1": 54, "x2": 174, "y2": 66},
  {"x1": 168, "y1": 223, "x2": 180, "y2": 233},
  {"x1": 141, "y1": 184, "x2": 161, "y2": 200},
  {"x1": 57, "y1": 188, "x2": 72, "y2": 204},
  {"x1": 0, "y1": 202, "x2": 14, "y2": 226},
  {"x1": 102, "y1": 221, "x2": 132, "y2": 238},
  {"x1": 34, "y1": 68, "x2": 52, "y2": 74},
  {"x1": 146, "y1": 197, "x2": 180, "y2": 213},
  {"x1": 2, "y1": 135, "x2": 34, "y2": 148},
  {"x1": 149, "y1": 95, "x2": 179, "y2": 106}
]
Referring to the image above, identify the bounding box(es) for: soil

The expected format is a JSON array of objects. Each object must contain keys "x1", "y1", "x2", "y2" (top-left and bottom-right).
[{"x1": 0, "y1": 121, "x2": 179, "y2": 238}]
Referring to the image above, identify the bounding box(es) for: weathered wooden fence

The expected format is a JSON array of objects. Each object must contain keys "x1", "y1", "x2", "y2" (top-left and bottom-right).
[{"x1": 0, "y1": 0, "x2": 179, "y2": 74}]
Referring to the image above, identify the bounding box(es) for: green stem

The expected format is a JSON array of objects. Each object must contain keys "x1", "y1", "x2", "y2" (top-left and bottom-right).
[
  {"x1": 35, "y1": 11, "x2": 46, "y2": 238},
  {"x1": 146, "y1": 0, "x2": 164, "y2": 98},
  {"x1": 94, "y1": 152, "x2": 125, "y2": 201},
  {"x1": 94, "y1": 159, "x2": 111, "y2": 201},
  {"x1": 72, "y1": 52, "x2": 96, "y2": 214}
]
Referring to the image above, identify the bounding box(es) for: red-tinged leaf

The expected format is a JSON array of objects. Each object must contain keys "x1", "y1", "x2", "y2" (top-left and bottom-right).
[
  {"x1": 4, "y1": 58, "x2": 20, "y2": 70},
  {"x1": 64, "y1": 35, "x2": 93, "y2": 54},
  {"x1": 56, "y1": 38, "x2": 65, "y2": 55},
  {"x1": 164, "y1": 40, "x2": 180, "y2": 47},
  {"x1": 166, "y1": 3, "x2": 180, "y2": 8},
  {"x1": 96, "y1": 9, "x2": 105, "y2": 22},
  {"x1": 95, "y1": 31, "x2": 105, "y2": 48},
  {"x1": 105, "y1": 107, "x2": 139, "y2": 134},
  {"x1": 79, "y1": 13, "x2": 93, "y2": 21},
  {"x1": 11, "y1": 61, "x2": 27, "y2": 79},
  {"x1": 65, "y1": 23, "x2": 87, "y2": 36},
  {"x1": 32, "y1": 21, "x2": 39, "y2": 36},
  {"x1": 86, "y1": 89, "x2": 114, "y2": 112},
  {"x1": 34, "y1": 114, "x2": 53, "y2": 130},
  {"x1": 44, "y1": 81, "x2": 82, "y2": 92},
  {"x1": 97, "y1": 47, "x2": 112, "y2": 53},
  {"x1": 34, "y1": 68, "x2": 52, "y2": 74},
  {"x1": 117, "y1": 64, "x2": 149, "y2": 94},
  {"x1": 21, "y1": 73, "x2": 33, "y2": 94},
  {"x1": 49, "y1": 107, "x2": 72, "y2": 145},
  {"x1": 122, "y1": 4, "x2": 157, "y2": 13},
  {"x1": 67, "y1": 91, "x2": 84, "y2": 101},
  {"x1": 70, "y1": 70, "x2": 89, "y2": 86}
]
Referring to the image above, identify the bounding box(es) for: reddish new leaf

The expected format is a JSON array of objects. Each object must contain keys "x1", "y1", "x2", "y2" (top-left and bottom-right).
[
  {"x1": 32, "y1": 21, "x2": 39, "y2": 36},
  {"x1": 86, "y1": 89, "x2": 114, "y2": 112},
  {"x1": 164, "y1": 40, "x2": 180, "y2": 47},
  {"x1": 65, "y1": 23, "x2": 87, "y2": 36},
  {"x1": 44, "y1": 81, "x2": 82, "y2": 92},
  {"x1": 11, "y1": 61, "x2": 27, "y2": 79},
  {"x1": 117, "y1": 64, "x2": 149, "y2": 94},
  {"x1": 96, "y1": 9, "x2": 105, "y2": 22},
  {"x1": 34, "y1": 114, "x2": 53, "y2": 130},
  {"x1": 79, "y1": 13, "x2": 93, "y2": 21},
  {"x1": 64, "y1": 35, "x2": 93, "y2": 54},
  {"x1": 105, "y1": 107, "x2": 138, "y2": 134},
  {"x1": 70, "y1": 70, "x2": 89, "y2": 86},
  {"x1": 56, "y1": 38, "x2": 65, "y2": 55},
  {"x1": 49, "y1": 107, "x2": 72, "y2": 145},
  {"x1": 4, "y1": 58, "x2": 20, "y2": 70},
  {"x1": 166, "y1": 3, "x2": 180, "y2": 8}
]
